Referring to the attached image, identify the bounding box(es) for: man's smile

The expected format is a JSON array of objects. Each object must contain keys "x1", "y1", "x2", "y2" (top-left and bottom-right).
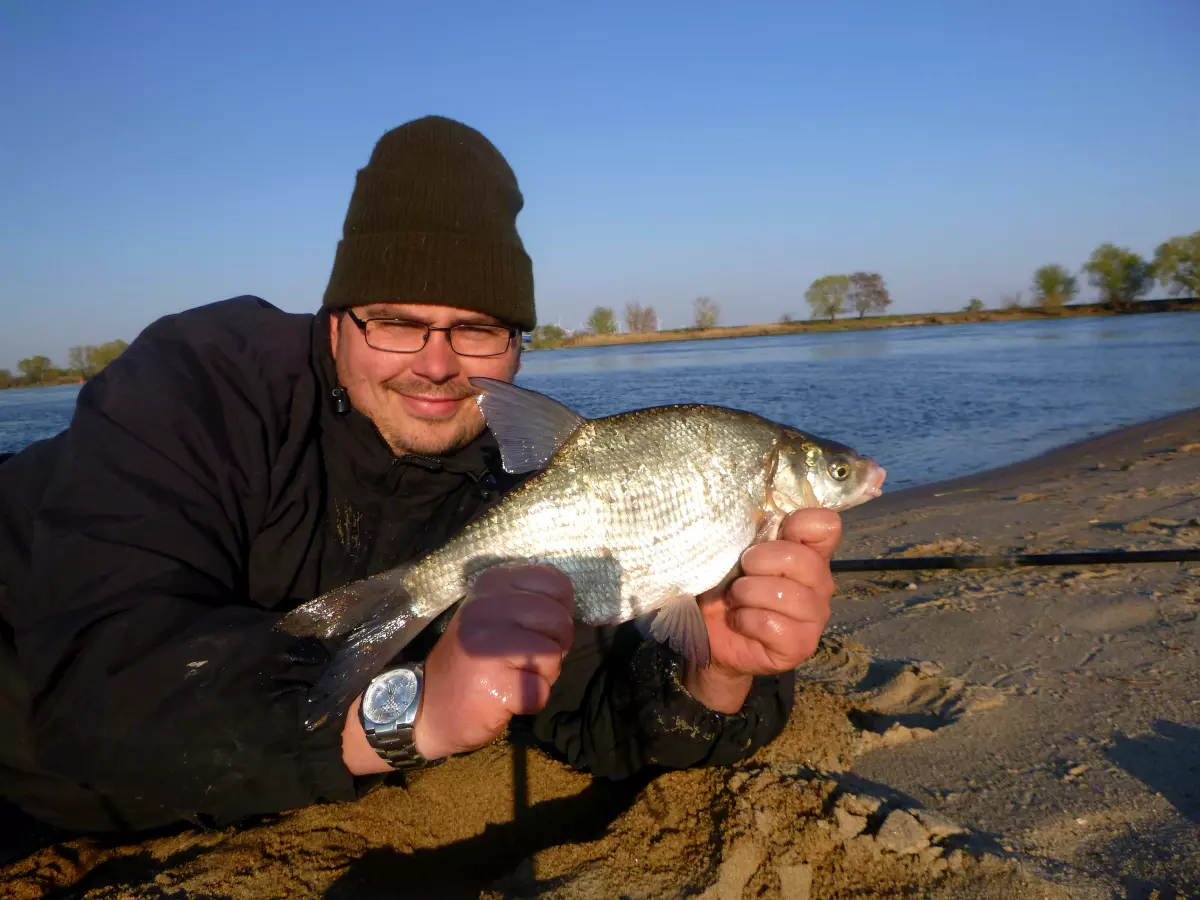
[{"x1": 398, "y1": 393, "x2": 466, "y2": 419}]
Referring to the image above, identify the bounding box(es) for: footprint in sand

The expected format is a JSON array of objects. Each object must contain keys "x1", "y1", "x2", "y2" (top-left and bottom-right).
[{"x1": 796, "y1": 637, "x2": 1008, "y2": 751}]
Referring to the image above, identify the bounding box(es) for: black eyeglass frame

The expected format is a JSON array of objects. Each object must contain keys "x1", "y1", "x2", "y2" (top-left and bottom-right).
[{"x1": 342, "y1": 308, "x2": 520, "y2": 358}]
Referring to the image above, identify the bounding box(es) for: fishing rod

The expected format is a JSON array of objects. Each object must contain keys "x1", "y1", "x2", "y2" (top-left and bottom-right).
[{"x1": 831, "y1": 548, "x2": 1200, "y2": 573}]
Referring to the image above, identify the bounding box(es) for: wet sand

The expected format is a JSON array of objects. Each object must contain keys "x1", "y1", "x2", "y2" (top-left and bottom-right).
[
  {"x1": 833, "y1": 407, "x2": 1200, "y2": 898},
  {"x1": 2, "y1": 409, "x2": 1198, "y2": 899}
]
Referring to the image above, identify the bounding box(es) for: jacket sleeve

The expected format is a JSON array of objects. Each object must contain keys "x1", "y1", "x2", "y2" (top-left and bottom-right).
[
  {"x1": 530, "y1": 620, "x2": 795, "y2": 779},
  {"x1": 10, "y1": 302, "x2": 358, "y2": 831}
]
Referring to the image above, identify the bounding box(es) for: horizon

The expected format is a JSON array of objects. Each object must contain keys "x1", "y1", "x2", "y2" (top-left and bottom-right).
[{"x1": 2, "y1": 1, "x2": 1198, "y2": 371}]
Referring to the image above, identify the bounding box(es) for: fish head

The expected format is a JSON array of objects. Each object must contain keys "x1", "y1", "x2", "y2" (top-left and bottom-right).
[{"x1": 770, "y1": 430, "x2": 886, "y2": 512}]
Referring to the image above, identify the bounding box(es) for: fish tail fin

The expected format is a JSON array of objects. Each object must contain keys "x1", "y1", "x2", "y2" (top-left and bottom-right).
[
  {"x1": 277, "y1": 568, "x2": 440, "y2": 730},
  {"x1": 278, "y1": 567, "x2": 414, "y2": 641},
  {"x1": 305, "y1": 605, "x2": 441, "y2": 731}
]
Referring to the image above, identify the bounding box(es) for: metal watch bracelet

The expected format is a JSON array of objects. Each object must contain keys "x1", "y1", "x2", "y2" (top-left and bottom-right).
[{"x1": 360, "y1": 662, "x2": 443, "y2": 771}]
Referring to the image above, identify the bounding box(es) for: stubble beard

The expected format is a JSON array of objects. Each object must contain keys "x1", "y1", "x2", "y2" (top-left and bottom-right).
[{"x1": 376, "y1": 378, "x2": 484, "y2": 457}]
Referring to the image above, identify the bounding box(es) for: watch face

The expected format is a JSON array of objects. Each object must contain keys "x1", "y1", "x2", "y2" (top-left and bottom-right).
[{"x1": 362, "y1": 668, "x2": 419, "y2": 725}]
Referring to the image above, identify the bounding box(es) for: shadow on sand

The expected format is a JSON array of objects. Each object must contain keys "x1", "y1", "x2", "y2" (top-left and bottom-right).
[
  {"x1": 1086, "y1": 720, "x2": 1200, "y2": 899},
  {"x1": 321, "y1": 769, "x2": 652, "y2": 900},
  {"x1": 1107, "y1": 720, "x2": 1200, "y2": 824}
]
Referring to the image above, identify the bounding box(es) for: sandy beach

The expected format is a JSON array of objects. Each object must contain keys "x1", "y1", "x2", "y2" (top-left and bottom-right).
[{"x1": 2, "y1": 410, "x2": 1197, "y2": 899}]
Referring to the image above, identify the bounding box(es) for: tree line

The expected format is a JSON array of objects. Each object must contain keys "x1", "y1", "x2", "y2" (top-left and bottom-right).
[
  {"x1": 0, "y1": 340, "x2": 129, "y2": 390},
  {"x1": 529, "y1": 229, "x2": 1197, "y2": 345},
  {"x1": 803, "y1": 232, "x2": 1198, "y2": 321},
  {"x1": 16, "y1": 232, "x2": 1196, "y2": 370},
  {"x1": 531, "y1": 297, "x2": 722, "y2": 346},
  {"x1": 971, "y1": 231, "x2": 1199, "y2": 314}
]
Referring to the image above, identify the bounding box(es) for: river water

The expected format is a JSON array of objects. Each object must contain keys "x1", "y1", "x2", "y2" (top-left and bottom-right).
[{"x1": 3, "y1": 314, "x2": 1199, "y2": 489}]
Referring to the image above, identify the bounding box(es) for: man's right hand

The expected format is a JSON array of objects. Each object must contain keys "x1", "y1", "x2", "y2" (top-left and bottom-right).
[{"x1": 412, "y1": 564, "x2": 575, "y2": 761}]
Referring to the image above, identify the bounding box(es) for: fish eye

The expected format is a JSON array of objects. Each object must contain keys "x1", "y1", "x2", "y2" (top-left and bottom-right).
[{"x1": 828, "y1": 459, "x2": 851, "y2": 481}]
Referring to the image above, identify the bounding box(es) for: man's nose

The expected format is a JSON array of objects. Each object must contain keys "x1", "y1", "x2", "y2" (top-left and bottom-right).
[{"x1": 410, "y1": 329, "x2": 460, "y2": 382}]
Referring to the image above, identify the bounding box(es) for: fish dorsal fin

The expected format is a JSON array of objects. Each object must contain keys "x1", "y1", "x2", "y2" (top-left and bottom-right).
[{"x1": 468, "y1": 377, "x2": 586, "y2": 474}]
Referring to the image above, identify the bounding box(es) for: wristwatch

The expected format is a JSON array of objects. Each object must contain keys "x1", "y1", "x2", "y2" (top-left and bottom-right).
[{"x1": 359, "y1": 662, "x2": 439, "y2": 770}]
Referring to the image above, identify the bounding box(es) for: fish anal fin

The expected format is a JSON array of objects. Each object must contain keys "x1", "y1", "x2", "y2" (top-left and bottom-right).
[
  {"x1": 468, "y1": 376, "x2": 585, "y2": 474},
  {"x1": 648, "y1": 592, "x2": 712, "y2": 669}
]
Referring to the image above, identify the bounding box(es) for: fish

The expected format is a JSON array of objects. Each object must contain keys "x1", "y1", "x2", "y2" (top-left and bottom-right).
[{"x1": 278, "y1": 376, "x2": 886, "y2": 729}]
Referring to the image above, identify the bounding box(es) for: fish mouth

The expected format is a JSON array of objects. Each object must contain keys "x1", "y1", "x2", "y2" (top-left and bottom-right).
[{"x1": 864, "y1": 461, "x2": 886, "y2": 498}]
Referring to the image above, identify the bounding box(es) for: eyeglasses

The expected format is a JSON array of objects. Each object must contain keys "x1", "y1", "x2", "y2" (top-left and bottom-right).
[{"x1": 343, "y1": 309, "x2": 518, "y2": 357}]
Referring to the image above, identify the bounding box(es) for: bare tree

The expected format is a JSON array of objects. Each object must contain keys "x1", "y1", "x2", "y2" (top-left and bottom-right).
[
  {"x1": 624, "y1": 302, "x2": 659, "y2": 333},
  {"x1": 67, "y1": 345, "x2": 89, "y2": 378},
  {"x1": 848, "y1": 272, "x2": 892, "y2": 318},
  {"x1": 693, "y1": 297, "x2": 719, "y2": 329}
]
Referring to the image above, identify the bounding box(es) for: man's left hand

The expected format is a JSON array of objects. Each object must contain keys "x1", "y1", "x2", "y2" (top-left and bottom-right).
[{"x1": 685, "y1": 508, "x2": 841, "y2": 713}]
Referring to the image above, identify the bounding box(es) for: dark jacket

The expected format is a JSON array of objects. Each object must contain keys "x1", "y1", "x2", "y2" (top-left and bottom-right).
[{"x1": 0, "y1": 297, "x2": 794, "y2": 833}]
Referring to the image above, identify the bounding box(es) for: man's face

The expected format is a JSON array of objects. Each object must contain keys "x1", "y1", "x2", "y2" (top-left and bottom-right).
[{"x1": 329, "y1": 302, "x2": 522, "y2": 456}]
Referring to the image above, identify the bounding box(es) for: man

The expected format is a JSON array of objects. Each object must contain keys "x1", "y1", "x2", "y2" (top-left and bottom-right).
[{"x1": 0, "y1": 115, "x2": 841, "y2": 833}]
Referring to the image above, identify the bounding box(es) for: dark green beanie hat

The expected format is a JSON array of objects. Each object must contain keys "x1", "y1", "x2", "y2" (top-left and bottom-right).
[{"x1": 322, "y1": 115, "x2": 536, "y2": 331}]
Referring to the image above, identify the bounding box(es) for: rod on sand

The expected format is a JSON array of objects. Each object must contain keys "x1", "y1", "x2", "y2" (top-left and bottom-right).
[{"x1": 831, "y1": 548, "x2": 1200, "y2": 573}]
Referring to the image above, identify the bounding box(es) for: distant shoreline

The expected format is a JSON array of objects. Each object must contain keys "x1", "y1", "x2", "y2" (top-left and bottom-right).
[
  {"x1": 5, "y1": 299, "x2": 1197, "y2": 389},
  {"x1": 0, "y1": 376, "x2": 83, "y2": 393},
  {"x1": 532, "y1": 297, "x2": 1199, "y2": 350}
]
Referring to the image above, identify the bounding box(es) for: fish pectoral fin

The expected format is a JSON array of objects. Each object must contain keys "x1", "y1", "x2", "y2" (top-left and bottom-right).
[
  {"x1": 468, "y1": 376, "x2": 585, "y2": 474},
  {"x1": 754, "y1": 507, "x2": 786, "y2": 544},
  {"x1": 648, "y1": 593, "x2": 712, "y2": 669}
]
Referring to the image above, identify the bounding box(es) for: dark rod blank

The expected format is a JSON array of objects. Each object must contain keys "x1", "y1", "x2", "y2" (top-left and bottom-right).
[{"x1": 831, "y1": 549, "x2": 1200, "y2": 573}]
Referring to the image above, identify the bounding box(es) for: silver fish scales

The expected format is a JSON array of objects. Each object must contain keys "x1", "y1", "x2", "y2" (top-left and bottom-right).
[
  {"x1": 279, "y1": 378, "x2": 885, "y2": 729},
  {"x1": 409, "y1": 406, "x2": 777, "y2": 627}
]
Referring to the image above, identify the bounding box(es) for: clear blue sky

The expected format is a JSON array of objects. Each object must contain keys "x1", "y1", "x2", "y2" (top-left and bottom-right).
[{"x1": 2, "y1": 0, "x2": 1197, "y2": 370}]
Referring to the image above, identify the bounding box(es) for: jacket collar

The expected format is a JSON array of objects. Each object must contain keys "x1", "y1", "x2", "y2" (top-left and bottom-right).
[{"x1": 309, "y1": 310, "x2": 501, "y2": 485}]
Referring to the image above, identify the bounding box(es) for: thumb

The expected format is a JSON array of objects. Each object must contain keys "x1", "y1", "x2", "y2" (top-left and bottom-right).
[{"x1": 779, "y1": 508, "x2": 842, "y2": 560}]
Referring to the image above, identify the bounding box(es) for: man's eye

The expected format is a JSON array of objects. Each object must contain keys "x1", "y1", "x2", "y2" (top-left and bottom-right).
[{"x1": 378, "y1": 321, "x2": 426, "y2": 333}]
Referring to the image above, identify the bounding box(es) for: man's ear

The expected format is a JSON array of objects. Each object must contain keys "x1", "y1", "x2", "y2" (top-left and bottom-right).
[{"x1": 328, "y1": 309, "x2": 341, "y2": 357}]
